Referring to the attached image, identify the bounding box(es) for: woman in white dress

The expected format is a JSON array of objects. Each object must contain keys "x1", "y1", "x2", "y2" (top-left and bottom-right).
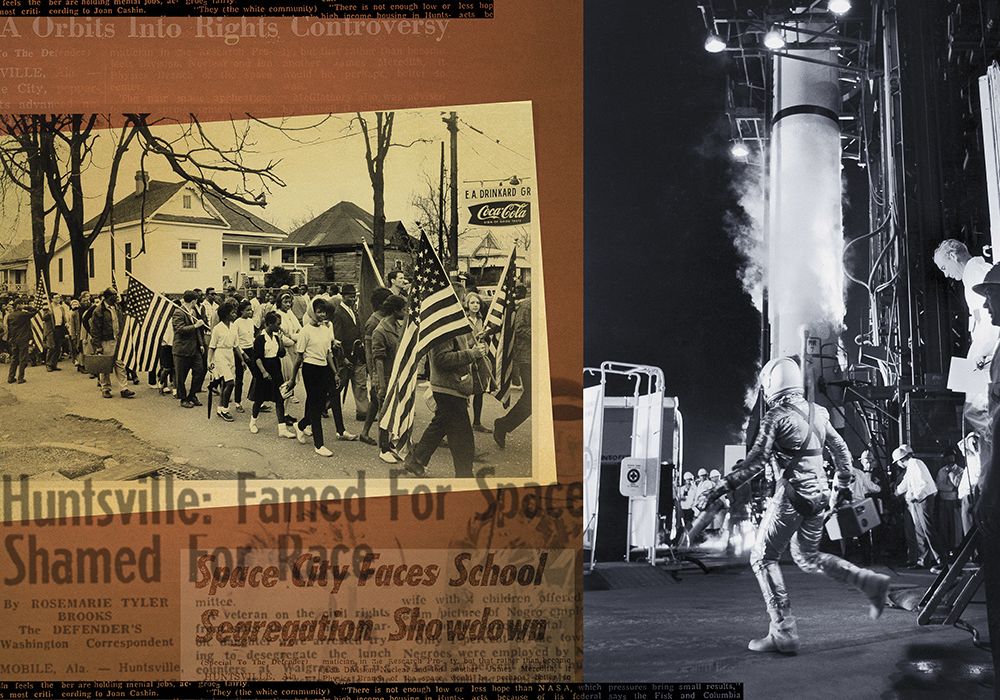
[{"x1": 276, "y1": 292, "x2": 302, "y2": 401}]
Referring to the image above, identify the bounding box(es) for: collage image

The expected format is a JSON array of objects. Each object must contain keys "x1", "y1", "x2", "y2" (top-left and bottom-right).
[{"x1": 0, "y1": 0, "x2": 1000, "y2": 699}]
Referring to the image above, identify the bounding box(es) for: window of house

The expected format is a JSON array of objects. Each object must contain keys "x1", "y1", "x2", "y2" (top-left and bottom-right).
[
  {"x1": 58, "y1": 258, "x2": 63, "y2": 283},
  {"x1": 248, "y1": 248, "x2": 263, "y2": 272},
  {"x1": 183, "y1": 194, "x2": 192, "y2": 209},
  {"x1": 181, "y1": 241, "x2": 198, "y2": 269},
  {"x1": 125, "y1": 243, "x2": 132, "y2": 273},
  {"x1": 88, "y1": 249, "x2": 95, "y2": 279}
]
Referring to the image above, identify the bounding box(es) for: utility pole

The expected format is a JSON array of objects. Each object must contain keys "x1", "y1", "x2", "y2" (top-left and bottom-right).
[
  {"x1": 443, "y1": 111, "x2": 459, "y2": 270},
  {"x1": 439, "y1": 141, "x2": 446, "y2": 260}
]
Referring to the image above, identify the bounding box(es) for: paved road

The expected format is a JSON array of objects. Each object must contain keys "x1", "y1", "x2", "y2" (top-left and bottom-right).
[
  {"x1": 0, "y1": 360, "x2": 532, "y2": 481},
  {"x1": 585, "y1": 560, "x2": 994, "y2": 698}
]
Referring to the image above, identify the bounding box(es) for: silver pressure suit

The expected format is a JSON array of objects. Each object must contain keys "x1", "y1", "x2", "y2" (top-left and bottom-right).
[{"x1": 721, "y1": 392, "x2": 875, "y2": 624}]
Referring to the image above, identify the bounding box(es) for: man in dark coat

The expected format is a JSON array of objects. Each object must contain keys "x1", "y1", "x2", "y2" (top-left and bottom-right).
[{"x1": 332, "y1": 283, "x2": 369, "y2": 421}]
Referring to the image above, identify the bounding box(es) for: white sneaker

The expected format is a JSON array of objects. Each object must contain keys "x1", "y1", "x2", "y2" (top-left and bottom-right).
[
  {"x1": 338, "y1": 431, "x2": 358, "y2": 441},
  {"x1": 379, "y1": 451, "x2": 398, "y2": 464},
  {"x1": 278, "y1": 424, "x2": 296, "y2": 439},
  {"x1": 294, "y1": 424, "x2": 307, "y2": 444},
  {"x1": 304, "y1": 425, "x2": 313, "y2": 437},
  {"x1": 249, "y1": 419, "x2": 259, "y2": 434},
  {"x1": 315, "y1": 446, "x2": 333, "y2": 457}
]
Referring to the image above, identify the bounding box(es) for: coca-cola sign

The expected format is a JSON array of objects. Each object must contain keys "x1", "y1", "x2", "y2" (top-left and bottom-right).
[{"x1": 468, "y1": 201, "x2": 531, "y2": 226}]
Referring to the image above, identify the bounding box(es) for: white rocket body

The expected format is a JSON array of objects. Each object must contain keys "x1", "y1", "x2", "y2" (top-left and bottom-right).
[{"x1": 767, "y1": 25, "x2": 845, "y2": 359}]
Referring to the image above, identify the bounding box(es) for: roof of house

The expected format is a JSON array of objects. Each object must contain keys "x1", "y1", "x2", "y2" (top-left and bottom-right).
[
  {"x1": 0, "y1": 239, "x2": 32, "y2": 267},
  {"x1": 458, "y1": 230, "x2": 527, "y2": 259},
  {"x1": 82, "y1": 180, "x2": 286, "y2": 236},
  {"x1": 285, "y1": 201, "x2": 408, "y2": 249}
]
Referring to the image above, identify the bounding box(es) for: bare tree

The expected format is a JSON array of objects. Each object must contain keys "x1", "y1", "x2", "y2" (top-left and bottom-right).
[
  {"x1": 410, "y1": 170, "x2": 445, "y2": 258},
  {"x1": 353, "y1": 112, "x2": 429, "y2": 274},
  {"x1": 20, "y1": 113, "x2": 287, "y2": 295},
  {"x1": 0, "y1": 115, "x2": 65, "y2": 290}
]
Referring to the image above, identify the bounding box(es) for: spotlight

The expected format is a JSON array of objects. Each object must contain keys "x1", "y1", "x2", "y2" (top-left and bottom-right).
[
  {"x1": 828, "y1": 0, "x2": 851, "y2": 14},
  {"x1": 730, "y1": 141, "x2": 750, "y2": 159},
  {"x1": 704, "y1": 32, "x2": 726, "y2": 53},
  {"x1": 763, "y1": 28, "x2": 786, "y2": 50}
]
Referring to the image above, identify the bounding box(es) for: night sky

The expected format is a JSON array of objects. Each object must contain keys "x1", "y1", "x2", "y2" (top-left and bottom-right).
[{"x1": 584, "y1": 1, "x2": 870, "y2": 470}]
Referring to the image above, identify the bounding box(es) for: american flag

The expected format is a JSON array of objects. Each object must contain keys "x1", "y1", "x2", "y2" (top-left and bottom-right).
[
  {"x1": 115, "y1": 274, "x2": 174, "y2": 373},
  {"x1": 29, "y1": 275, "x2": 49, "y2": 352},
  {"x1": 379, "y1": 229, "x2": 474, "y2": 439},
  {"x1": 484, "y1": 249, "x2": 518, "y2": 407}
]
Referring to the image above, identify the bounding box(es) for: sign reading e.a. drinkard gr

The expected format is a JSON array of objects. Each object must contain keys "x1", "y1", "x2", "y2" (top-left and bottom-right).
[{"x1": 468, "y1": 200, "x2": 531, "y2": 226}]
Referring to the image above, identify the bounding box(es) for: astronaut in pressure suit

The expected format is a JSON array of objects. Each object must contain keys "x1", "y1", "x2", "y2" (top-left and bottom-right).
[{"x1": 694, "y1": 357, "x2": 891, "y2": 654}]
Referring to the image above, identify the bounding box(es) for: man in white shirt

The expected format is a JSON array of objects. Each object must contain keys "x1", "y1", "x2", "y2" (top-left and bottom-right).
[
  {"x1": 202, "y1": 287, "x2": 220, "y2": 329},
  {"x1": 678, "y1": 472, "x2": 697, "y2": 532},
  {"x1": 934, "y1": 239, "x2": 998, "y2": 439},
  {"x1": 46, "y1": 293, "x2": 71, "y2": 371},
  {"x1": 893, "y1": 444, "x2": 946, "y2": 569}
]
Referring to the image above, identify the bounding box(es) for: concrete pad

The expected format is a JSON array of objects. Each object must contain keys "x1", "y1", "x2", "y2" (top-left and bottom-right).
[{"x1": 585, "y1": 562, "x2": 995, "y2": 698}]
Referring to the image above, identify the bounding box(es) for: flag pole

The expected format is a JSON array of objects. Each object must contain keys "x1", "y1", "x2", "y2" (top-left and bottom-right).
[
  {"x1": 484, "y1": 247, "x2": 516, "y2": 332},
  {"x1": 361, "y1": 238, "x2": 385, "y2": 287}
]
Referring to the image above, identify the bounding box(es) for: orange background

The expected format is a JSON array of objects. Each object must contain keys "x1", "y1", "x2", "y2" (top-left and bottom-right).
[{"x1": 0, "y1": 1, "x2": 582, "y2": 681}]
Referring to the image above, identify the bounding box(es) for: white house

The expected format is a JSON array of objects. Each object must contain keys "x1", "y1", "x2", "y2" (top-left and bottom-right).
[
  {"x1": 49, "y1": 171, "x2": 305, "y2": 296},
  {"x1": 0, "y1": 239, "x2": 32, "y2": 293}
]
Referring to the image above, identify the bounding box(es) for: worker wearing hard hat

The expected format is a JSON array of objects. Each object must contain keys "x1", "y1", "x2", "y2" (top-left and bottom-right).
[
  {"x1": 693, "y1": 468, "x2": 714, "y2": 517},
  {"x1": 678, "y1": 472, "x2": 698, "y2": 531},
  {"x1": 707, "y1": 469, "x2": 729, "y2": 534},
  {"x1": 693, "y1": 356, "x2": 890, "y2": 655},
  {"x1": 892, "y1": 444, "x2": 946, "y2": 571}
]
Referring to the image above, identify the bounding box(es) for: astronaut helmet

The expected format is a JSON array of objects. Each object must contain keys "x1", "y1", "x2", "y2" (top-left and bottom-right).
[
  {"x1": 696, "y1": 468, "x2": 708, "y2": 478},
  {"x1": 683, "y1": 472, "x2": 694, "y2": 482},
  {"x1": 760, "y1": 356, "x2": 803, "y2": 404},
  {"x1": 709, "y1": 469, "x2": 722, "y2": 480}
]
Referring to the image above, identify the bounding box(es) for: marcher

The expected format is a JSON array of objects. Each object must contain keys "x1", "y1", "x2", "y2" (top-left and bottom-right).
[
  {"x1": 88, "y1": 288, "x2": 134, "y2": 399},
  {"x1": 232, "y1": 299, "x2": 256, "y2": 413},
  {"x1": 387, "y1": 270, "x2": 410, "y2": 298},
  {"x1": 249, "y1": 311, "x2": 295, "y2": 438},
  {"x1": 4, "y1": 298, "x2": 36, "y2": 384},
  {"x1": 173, "y1": 290, "x2": 208, "y2": 409},
  {"x1": 493, "y1": 284, "x2": 531, "y2": 448},
  {"x1": 207, "y1": 301, "x2": 243, "y2": 422},
  {"x1": 360, "y1": 287, "x2": 392, "y2": 447},
  {"x1": 286, "y1": 298, "x2": 353, "y2": 457},
  {"x1": 372, "y1": 295, "x2": 406, "y2": 463},
  {"x1": 45, "y1": 292, "x2": 70, "y2": 371},
  {"x1": 332, "y1": 284, "x2": 369, "y2": 421},
  {"x1": 464, "y1": 292, "x2": 493, "y2": 433},
  {"x1": 276, "y1": 292, "x2": 302, "y2": 401},
  {"x1": 402, "y1": 329, "x2": 487, "y2": 478},
  {"x1": 693, "y1": 357, "x2": 890, "y2": 654}
]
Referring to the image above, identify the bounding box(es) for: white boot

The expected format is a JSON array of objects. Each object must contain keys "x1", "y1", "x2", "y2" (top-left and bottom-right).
[
  {"x1": 249, "y1": 417, "x2": 259, "y2": 434},
  {"x1": 857, "y1": 571, "x2": 891, "y2": 620},
  {"x1": 278, "y1": 424, "x2": 295, "y2": 439},
  {"x1": 748, "y1": 616, "x2": 799, "y2": 654}
]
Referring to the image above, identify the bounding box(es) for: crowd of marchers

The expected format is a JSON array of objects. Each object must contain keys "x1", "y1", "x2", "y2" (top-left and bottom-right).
[{"x1": 0, "y1": 273, "x2": 533, "y2": 479}]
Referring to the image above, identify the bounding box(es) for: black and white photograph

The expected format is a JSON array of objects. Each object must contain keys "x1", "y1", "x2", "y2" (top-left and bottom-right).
[
  {"x1": 585, "y1": 1, "x2": 999, "y2": 696},
  {"x1": 0, "y1": 101, "x2": 553, "y2": 487}
]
